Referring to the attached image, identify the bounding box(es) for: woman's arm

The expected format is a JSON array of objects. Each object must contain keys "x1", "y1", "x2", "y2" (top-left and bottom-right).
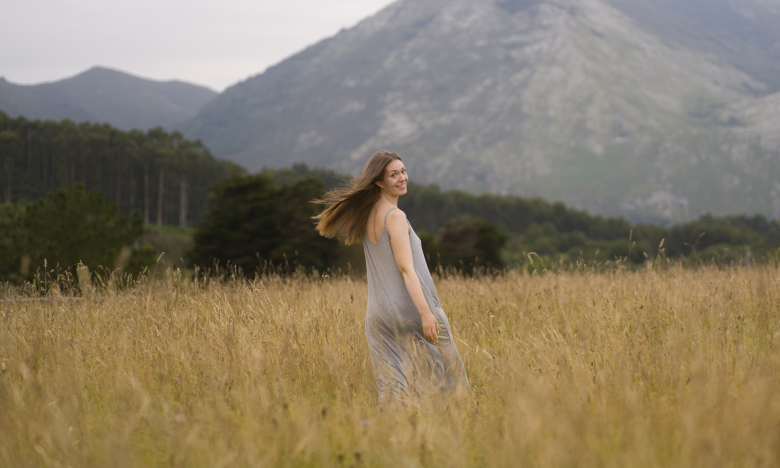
[{"x1": 386, "y1": 209, "x2": 439, "y2": 344}]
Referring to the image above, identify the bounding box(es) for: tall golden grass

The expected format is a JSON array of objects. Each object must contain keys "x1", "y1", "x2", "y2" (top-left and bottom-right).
[{"x1": 1, "y1": 265, "x2": 779, "y2": 467}]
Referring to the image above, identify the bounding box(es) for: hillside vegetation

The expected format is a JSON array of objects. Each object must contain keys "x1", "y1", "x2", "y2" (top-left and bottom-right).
[
  {"x1": 0, "y1": 112, "x2": 243, "y2": 227},
  {"x1": 0, "y1": 185, "x2": 157, "y2": 283},
  {"x1": 2, "y1": 267, "x2": 779, "y2": 466},
  {"x1": 185, "y1": 0, "x2": 780, "y2": 223},
  {"x1": 0, "y1": 67, "x2": 217, "y2": 131},
  {"x1": 266, "y1": 164, "x2": 780, "y2": 269},
  {"x1": 3, "y1": 156, "x2": 776, "y2": 282}
]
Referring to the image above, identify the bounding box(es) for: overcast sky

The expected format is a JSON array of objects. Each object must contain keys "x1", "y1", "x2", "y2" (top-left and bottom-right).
[{"x1": 0, "y1": 0, "x2": 395, "y2": 92}]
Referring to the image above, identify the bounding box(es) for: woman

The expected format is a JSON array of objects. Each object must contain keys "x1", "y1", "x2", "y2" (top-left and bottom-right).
[{"x1": 314, "y1": 150, "x2": 469, "y2": 403}]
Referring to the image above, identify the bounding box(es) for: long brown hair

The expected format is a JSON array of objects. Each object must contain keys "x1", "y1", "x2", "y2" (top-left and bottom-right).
[{"x1": 312, "y1": 150, "x2": 403, "y2": 245}]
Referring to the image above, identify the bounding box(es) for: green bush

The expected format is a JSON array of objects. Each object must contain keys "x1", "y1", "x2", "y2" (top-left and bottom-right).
[
  {"x1": 425, "y1": 216, "x2": 507, "y2": 273},
  {"x1": 0, "y1": 184, "x2": 156, "y2": 283},
  {"x1": 186, "y1": 174, "x2": 339, "y2": 273}
]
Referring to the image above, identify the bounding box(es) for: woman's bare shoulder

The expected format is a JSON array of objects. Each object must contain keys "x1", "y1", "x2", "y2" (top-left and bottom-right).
[
  {"x1": 386, "y1": 208, "x2": 407, "y2": 224},
  {"x1": 385, "y1": 208, "x2": 409, "y2": 237}
]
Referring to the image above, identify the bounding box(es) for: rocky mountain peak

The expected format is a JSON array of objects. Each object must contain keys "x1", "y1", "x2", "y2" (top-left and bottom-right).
[{"x1": 185, "y1": 0, "x2": 780, "y2": 222}]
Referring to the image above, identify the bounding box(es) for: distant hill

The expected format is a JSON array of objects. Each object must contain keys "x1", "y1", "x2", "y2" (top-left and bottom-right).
[
  {"x1": 0, "y1": 67, "x2": 217, "y2": 131},
  {"x1": 184, "y1": 0, "x2": 780, "y2": 223}
]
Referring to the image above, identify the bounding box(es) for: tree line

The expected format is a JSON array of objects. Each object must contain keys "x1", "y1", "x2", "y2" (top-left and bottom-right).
[
  {"x1": 0, "y1": 111, "x2": 243, "y2": 227},
  {"x1": 185, "y1": 169, "x2": 509, "y2": 275},
  {"x1": 401, "y1": 184, "x2": 780, "y2": 265},
  {"x1": 2, "y1": 111, "x2": 779, "y2": 283},
  {"x1": 265, "y1": 164, "x2": 780, "y2": 268}
]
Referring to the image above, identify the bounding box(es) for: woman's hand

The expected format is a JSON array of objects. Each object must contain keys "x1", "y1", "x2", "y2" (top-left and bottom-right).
[{"x1": 421, "y1": 311, "x2": 439, "y2": 344}]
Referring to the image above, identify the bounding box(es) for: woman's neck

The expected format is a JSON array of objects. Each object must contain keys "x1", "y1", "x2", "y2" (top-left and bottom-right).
[{"x1": 380, "y1": 191, "x2": 399, "y2": 206}]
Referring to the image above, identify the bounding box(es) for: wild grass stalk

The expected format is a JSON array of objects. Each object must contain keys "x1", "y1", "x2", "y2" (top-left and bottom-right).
[{"x1": 1, "y1": 265, "x2": 778, "y2": 466}]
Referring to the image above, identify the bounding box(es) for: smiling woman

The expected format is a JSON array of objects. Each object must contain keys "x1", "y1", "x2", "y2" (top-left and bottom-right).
[{"x1": 313, "y1": 150, "x2": 470, "y2": 405}]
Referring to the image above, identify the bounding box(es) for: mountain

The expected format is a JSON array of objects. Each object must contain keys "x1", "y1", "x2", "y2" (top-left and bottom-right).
[
  {"x1": 0, "y1": 67, "x2": 217, "y2": 131},
  {"x1": 602, "y1": 0, "x2": 780, "y2": 93},
  {"x1": 184, "y1": 0, "x2": 780, "y2": 222}
]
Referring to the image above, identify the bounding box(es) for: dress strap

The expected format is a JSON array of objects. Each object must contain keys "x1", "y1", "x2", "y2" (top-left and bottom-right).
[{"x1": 383, "y1": 207, "x2": 398, "y2": 227}]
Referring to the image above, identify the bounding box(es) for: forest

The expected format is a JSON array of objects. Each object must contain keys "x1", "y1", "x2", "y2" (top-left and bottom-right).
[
  {"x1": 2, "y1": 116, "x2": 780, "y2": 283},
  {"x1": 0, "y1": 111, "x2": 243, "y2": 227},
  {"x1": 264, "y1": 165, "x2": 780, "y2": 267}
]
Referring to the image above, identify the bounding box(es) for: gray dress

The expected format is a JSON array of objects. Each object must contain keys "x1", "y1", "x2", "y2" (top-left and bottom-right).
[{"x1": 363, "y1": 207, "x2": 469, "y2": 403}]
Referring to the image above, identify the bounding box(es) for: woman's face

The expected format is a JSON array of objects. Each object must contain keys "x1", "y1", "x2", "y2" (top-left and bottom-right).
[{"x1": 378, "y1": 159, "x2": 408, "y2": 197}]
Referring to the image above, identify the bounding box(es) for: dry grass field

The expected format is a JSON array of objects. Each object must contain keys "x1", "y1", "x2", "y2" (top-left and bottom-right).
[{"x1": 1, "y1": 265, "x2": 779, "y2": 467}]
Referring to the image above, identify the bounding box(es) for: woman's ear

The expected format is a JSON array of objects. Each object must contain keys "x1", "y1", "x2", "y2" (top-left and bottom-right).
[{"x1": 375, "y1": 180, "x2": 383, "y2": 189}]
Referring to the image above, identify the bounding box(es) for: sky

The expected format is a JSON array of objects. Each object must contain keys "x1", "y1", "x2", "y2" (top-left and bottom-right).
[{"x1": 0, "y1": 0, "x2": 396, "y2": 92}]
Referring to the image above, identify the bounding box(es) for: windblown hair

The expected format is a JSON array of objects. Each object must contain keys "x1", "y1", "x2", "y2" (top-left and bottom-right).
[{"x1": 313, "y1": 151, "x2": 403, "y2": 245}]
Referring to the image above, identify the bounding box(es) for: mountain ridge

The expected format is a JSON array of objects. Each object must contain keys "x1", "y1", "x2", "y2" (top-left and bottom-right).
[
  {"x1": 0, "y1": 67, "x2": 217, "y2": 131},
  {"x1": 602, "y1": 0, "x2": 780, "y2": 93}
]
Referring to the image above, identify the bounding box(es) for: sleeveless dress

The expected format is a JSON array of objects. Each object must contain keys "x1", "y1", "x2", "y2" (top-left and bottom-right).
[{"x1": 363, "y1": 207, "x2": 470, "y2": 403}]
